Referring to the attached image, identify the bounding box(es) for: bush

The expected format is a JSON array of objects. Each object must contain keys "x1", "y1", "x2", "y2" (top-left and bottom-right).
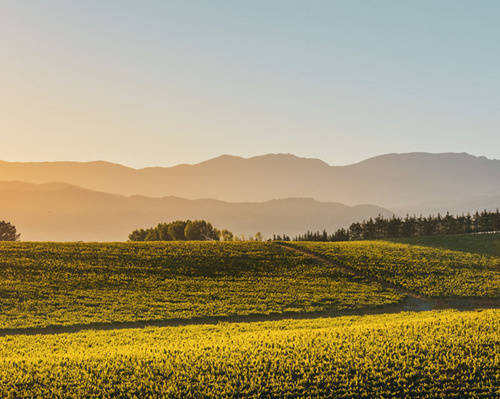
[{"x1": 0, "y1": 221, "x2": 20, "y2": 241}]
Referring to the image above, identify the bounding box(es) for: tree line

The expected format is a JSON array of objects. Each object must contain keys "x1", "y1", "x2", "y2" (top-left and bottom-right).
[
  {"x1": 129, "y1": 220, "x2": 265, "y2": 242},
  {"x1": 292, "y1": 210, "x2": 500, "y2": 242},
  {"x1": 3, "y1": 209, "x2": 499, "y2": 243}
]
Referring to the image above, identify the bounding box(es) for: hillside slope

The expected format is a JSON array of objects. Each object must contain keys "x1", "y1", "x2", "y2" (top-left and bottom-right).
[
  {"x1": 0, "y1": 181, "x2": 390, "y2": 241},
  {"x1": 0, "y1": 241, "x2": 402, "y2": 329},
  {"x1": 388, "y1": 232, "x2": 500, "y2": 257}
]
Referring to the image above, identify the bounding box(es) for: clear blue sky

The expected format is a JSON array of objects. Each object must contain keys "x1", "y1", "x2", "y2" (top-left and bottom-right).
[{"x1": 1, "y1": 1, "x2": 499, "y2": 167}]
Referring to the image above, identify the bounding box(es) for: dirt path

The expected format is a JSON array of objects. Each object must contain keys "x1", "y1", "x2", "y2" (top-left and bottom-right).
[
  {"x1": 276, "y1": 242, "x2": 435, "y2": 310},
  {"x1": 278, "y1": 242, "x2": 500, "y2": 311}
]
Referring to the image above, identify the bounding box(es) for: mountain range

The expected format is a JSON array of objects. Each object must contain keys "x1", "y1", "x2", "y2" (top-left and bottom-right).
[
  {"x1": 0, "y1": 182, "x2": 390, "y2": 241},
  {"x1": 0, "y1": 152, "x2": 498, "y2": 241},
  {"x1": 1, "y1": 152, "x2": 498, "y2": 209}
]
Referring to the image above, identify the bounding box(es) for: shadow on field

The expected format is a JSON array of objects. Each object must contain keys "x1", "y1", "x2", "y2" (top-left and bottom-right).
[
  {"x1": 276, "y1": 242, "x2": 427, "y2": 299},
  {"x1": 0, "y1": 297, "x2": 497, "y2": 337}
]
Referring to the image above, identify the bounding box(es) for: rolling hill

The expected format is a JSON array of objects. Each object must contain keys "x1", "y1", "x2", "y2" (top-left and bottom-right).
[{"x1": 0, "y1": 181, "x2": 391, "y2": 241}]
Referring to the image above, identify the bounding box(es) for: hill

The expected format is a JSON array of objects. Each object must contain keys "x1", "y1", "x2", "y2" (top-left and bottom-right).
[
  {"x1": 0, "y1": 181, "x2": 390, "y2": 241},
  {"x1": 0, "y1": 241, "x2": 404, "y2": 330},
  {"x1": 0, "y1": 239, "x2": 497, "y2": 397},
  {"x1": 291, "y1": 241, "x2": 498, "y2": 298},
  {"x1": 1, "y1": 152, "x2": 498, "y2": 211},
  {"x1": 0, "y1": 240, "x2": 496, "y2": 330},
  {"x1": 388, "y1": 232, "x2": 500, "y2": 257}
]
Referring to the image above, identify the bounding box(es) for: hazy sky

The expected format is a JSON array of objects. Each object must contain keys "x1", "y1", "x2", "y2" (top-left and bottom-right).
[{"x1": 2, "y1": 1, "x2": 499, "y2": 167}]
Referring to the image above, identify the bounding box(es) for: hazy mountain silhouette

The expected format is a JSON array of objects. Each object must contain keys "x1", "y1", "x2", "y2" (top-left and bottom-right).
[
  {"x1": 0, "y1": 152, "x2": 498, "y2": 209},
  {"x1": 0, "y1": 182, "x2": 391, "y2": 241}
]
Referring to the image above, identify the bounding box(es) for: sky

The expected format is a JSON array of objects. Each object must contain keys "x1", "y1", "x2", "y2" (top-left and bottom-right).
[{"x1": 1, "y1": 1, "x2": 499, "y2": 167}]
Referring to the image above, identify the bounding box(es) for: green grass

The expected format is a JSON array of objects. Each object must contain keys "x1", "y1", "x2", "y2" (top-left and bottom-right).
[
  {"x1": 1, "y1": 239, "x2": 497, "y2": 397},
  {"x1": 0, "y1": 241, "x2": 403, "y2": 329},
  {"x1": 388, "y1": 232, "x2": 500, "y2": 257},
  {"x1": 293, "y1": 241, "x2": 499, "y2": 298},
  {"x1": 0, "y1": 309, "x2": 496, "y2": 398}
]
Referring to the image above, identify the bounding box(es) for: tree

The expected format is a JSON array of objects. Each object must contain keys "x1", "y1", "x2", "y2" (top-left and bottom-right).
[
  {"x1": 128, "y1": 228, "x2": 148, "y2": 241},
  {"x1": 156, "y1": 223, "x2": 172, "y2": 241},
  {"x1": 387, "y1": 216, "x2": 402, "y2": 238},
  {"x1": 254, "y1": 232, "x2": 263, "y2": 241},
  {"x1": 129, "y1": 220, "x2": 231, "y2": 242},
  {"x1": 0, "y1": 221, "x2": 20, "y2": 241},
  {"x1": 220, "y1": 229, "x2": 234, "y2": 241},
  {"x1": 145, "y1": 229, "x2": 160, "y2": 241},
  {"x1": 401, "y1": 215, "x2": 416, "y2": 237},
  {"x1": 168, "y1": 221, "x2": 187, "y2": 240},
  {"x1": 291, "y1": 209, "x2": 499, "y2": 243},
  {"x1": 349, "y1": 222, "x2": 363, "y2": 241},
  {"x1": 184, "y1": 220, "x2": 219, "y2": 241}
]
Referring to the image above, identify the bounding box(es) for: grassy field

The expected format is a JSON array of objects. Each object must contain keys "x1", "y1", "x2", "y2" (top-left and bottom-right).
[
  {"x1": 1, "y1": 237, "x2": 498, "y2": 397},
  {"x1": 0, "y1": 309, "x2": 496, "y2": 398},
  {"x1": 388, "y1": 232, "x2": 500, "y2": 257},
  {"x1": 0, "y1": 241, "x2": 403, "y2": 329},
  {"x1": 293, "y1": 240, "x2": 499, "y2": 298}
]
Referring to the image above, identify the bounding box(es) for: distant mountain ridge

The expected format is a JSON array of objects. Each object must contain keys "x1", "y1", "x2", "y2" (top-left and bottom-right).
[
  {"x1": 0, "y1": 152, "x2": 498, "y2": 210},
  {"x1": 0, "y1": 181, "x2": 391, "y2": 241}
]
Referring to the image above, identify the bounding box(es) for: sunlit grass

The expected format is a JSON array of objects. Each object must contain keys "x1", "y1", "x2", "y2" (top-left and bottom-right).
[
  {"x1": 0, "y1": 309, "x2": 496, "y2": 397},
  {"x1": 294, "y1": 240, "x2": 499, "y2": 298},
  {"x1": 0, "y1": 241, "x2": 402, "y2": 329},
  {"x1": 387, "y1": 232, "x2": 500, "y2": 257}
]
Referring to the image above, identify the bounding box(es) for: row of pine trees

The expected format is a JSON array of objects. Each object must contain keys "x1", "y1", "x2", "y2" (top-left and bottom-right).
[{"x1": 291, "y1": 210, "x2": 500, "y2": 242}]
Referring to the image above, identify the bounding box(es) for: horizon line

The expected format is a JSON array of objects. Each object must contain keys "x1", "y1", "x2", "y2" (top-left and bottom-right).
[{"x1": 0, "y1": 151, "x2": 496, "y2": 170}]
